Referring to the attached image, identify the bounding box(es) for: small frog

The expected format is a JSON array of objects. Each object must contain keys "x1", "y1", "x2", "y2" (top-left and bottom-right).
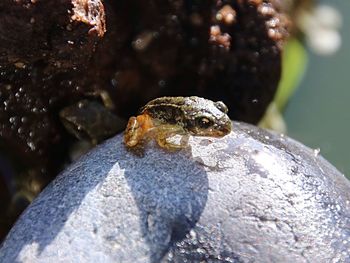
[{"x1": 124, "y1": 96, "x2": 232, "y2": 150}]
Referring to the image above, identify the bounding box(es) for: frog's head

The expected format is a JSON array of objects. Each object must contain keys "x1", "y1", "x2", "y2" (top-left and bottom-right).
[{"x1": 184, "y1": 97, "x2": 232, "y2": 137}]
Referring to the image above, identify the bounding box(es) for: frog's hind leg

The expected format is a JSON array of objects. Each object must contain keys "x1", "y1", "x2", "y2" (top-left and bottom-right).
[
  {"x1": 124, "y1": 114, "x2": 154, "y2": 148},
  {"x1": 156, "y1": 125, "x2": 188, "y2": 150}
]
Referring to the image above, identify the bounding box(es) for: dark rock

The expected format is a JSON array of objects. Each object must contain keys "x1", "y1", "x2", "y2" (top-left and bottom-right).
[
  {"x1": 0, "y1": 122, "x2": 349, "y2": 262},
  {"x1": 0, "y1": 0, "x2": 108, "y2": 239},
  {"x1": 0, "y1": 0, "x2": 106, "y2": 190},
  {"x1": 0, "y1": 0, "x2": 106, "y2": 160},
  {"x1": 100, "y1": 0, "x2": 289, "y2": 123}
]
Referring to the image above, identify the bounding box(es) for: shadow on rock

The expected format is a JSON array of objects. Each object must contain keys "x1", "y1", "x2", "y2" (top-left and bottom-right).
[
  {"x1": 0, "y1": 137, "x2": 208, "y2": 263},
  {"x1": 121, "y1": 147, "x2": 208, "y2": 262}
]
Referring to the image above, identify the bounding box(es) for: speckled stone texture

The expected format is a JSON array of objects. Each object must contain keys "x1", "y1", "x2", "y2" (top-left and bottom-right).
[{"x1": 0, "y1": 122, "x2": 349, "y2": 263}]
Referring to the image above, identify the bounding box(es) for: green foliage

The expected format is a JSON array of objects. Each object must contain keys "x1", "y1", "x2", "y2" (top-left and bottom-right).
[{"x1": 275, "y1": 38, "x2": 308, "y2": 111}]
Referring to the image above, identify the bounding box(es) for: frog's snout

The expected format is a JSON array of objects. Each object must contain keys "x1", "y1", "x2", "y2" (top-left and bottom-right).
[
  {"x1": 211, "y1": 118, "x2": 231, "y2": 137},
  {"x1": 222, "y1": 122, "x2": 232, "y2": 134},
  {"x1": 218, "y1": 122, "x2": 232, "y2": 136}
]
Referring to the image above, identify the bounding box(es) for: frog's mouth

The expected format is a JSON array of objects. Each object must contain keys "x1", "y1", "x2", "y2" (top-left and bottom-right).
[
  {"x1": 212, "y1": 122, "x2": 232, "y2": 137},
  {"x1": 190, "y1": 126, "x2": 231, "y2": 137},
  {"x1": 212, "y1": 127, "x2": 232, "y2": 137}
]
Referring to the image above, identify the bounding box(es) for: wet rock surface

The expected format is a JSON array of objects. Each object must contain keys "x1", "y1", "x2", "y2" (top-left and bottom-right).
[{"x1": 0, "y1": 122, "x2": 349, "y2": 263}]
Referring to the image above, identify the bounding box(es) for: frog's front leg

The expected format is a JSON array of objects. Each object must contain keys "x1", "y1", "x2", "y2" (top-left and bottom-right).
[{"x1": 155, "y1": 125, "x2": 189, "y2": 150}]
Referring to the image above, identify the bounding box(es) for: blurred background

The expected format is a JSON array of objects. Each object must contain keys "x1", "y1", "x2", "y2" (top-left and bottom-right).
[{"x1": 284, "y1": 0, "x2": 349, "y2": 177}]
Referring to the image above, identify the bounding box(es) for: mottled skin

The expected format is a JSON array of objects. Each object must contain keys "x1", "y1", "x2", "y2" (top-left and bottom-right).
[{"x1": 124, "y1": 96, "x2": 232, "y2": 149}]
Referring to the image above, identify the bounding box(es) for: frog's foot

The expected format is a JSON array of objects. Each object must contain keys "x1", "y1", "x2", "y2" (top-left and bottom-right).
[
  {"x1": 155, "y1": 125, "x2": 189, "y2": 150},
  {"x1": 124, "y1": 117, "x2": 141, "y2": 147},
  {"x1": 180, "y1": 134, "x2": 190, "y2": 147},
  {"x1": 157, "y1": 137, "x2": 187, "y2": 150}
]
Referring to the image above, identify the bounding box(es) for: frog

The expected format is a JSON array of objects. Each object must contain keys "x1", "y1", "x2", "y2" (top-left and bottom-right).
[{"x1": 124, "y1": 96, "x2": 232, "y2": 150}]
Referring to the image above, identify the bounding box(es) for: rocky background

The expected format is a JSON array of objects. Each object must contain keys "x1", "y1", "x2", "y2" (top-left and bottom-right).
[{"x1": 1, "y1": 0, "x2": 292, "y2": 240}]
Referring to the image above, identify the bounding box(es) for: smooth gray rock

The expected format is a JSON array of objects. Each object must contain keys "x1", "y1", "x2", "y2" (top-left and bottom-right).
[{"x1": 0, "y1": 122, "x2": 349, "y2": 263}]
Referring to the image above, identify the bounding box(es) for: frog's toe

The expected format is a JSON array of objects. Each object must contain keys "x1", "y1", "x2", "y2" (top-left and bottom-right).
[
  {"x1": 124, "y1": 117, "x2": 142, "y2": 147},
  {"x1": 156, "y1": 136, "x2": 188, "y2": 151}
]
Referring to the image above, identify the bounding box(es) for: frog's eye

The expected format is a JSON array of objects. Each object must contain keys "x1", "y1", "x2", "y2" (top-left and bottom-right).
[
  {"x1": 196, "y1": 116, "x2": 214, "y2": 129},
  {"x1": 214, "y1": 101, "x2": 228, "y2": 114}
]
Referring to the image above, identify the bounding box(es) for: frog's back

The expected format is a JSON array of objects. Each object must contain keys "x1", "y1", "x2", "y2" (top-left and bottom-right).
[
  {"x1": 139, "y1": 97, "x2": 189, "y2": 124},
  {"x1": 140, "y1": 97, "x2": 185, "y2": 110},
  {"x1": 140, "y1": 96, "x2": 208, "y2": 111}
]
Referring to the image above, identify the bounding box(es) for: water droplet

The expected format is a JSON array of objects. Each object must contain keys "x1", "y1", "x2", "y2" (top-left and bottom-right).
[
  {"x1": 27, "y1": 141, "x2": 36, "y2": 151},
  {"x1": 158, "y1": 80, "x2": 166, "y2": 87},
  {"x1": 171, "y1": 15, "x2": 178, "y2": 22},
  {"x1": 21, "y1": 117, "x2": 28, "y2": 123},
  {"x1": 66, "y1": 24, "x2": 73, "y2": 31},
  {"x1": 9, "y1": 117, "x2": 16, "y2": 124},
  {"x1": 189, "y1": 229, "x2": 196, "y2": 239},
  {"x1": 132, "y1": 31, "x2": 154, "y2": 51},
  {"x1": 313, "y1": 148, "x2": 321, "y2": 157},
  {"x1": 3, "y1": 100, "x2": 9, "y2": 109},
  {"x1": 111, "y1": 78, "x2": 118, "y2": 87}
]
